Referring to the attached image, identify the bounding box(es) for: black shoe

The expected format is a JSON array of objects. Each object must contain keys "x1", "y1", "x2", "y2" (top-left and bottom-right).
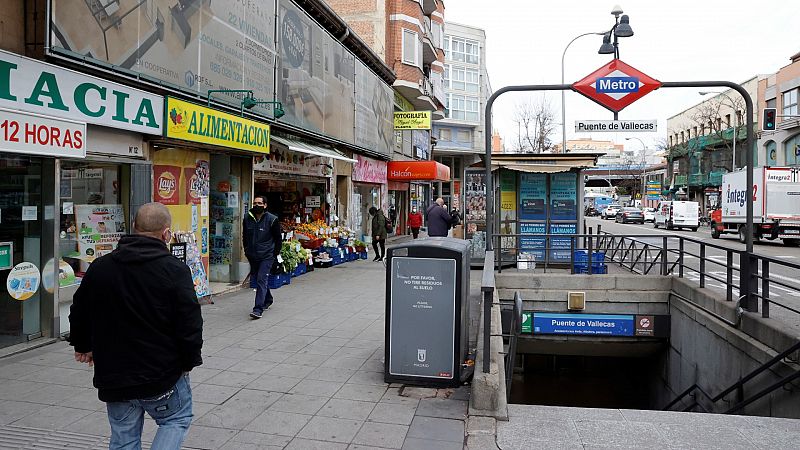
[
  {"x1": 373, "y1": 256, "x2": 380, "y2": 261},
  {"x1": 249, "y1": 311, "x2": 262, "y2": 319},
  {"x1": 378, "y1": 257, "x2": 384, "y2": 261}
]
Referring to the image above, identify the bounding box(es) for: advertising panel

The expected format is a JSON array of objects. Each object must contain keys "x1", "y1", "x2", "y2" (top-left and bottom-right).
[
  {"x1": 355, "y1": 60, "x2": 394, "y2": 157},
  {"x1": 549, "y1": 223, "x2": 577, "y2": 262},
  {"x1": 0, "y1": 108, "x2": 86, "y2": 159},
  {"x1": 519, "y1": 222, "x2": 546, "y2": 260},
  {"x1": 49, "y1": 0, "x2": 277, "y2": 119},
  {"x1": 394, "y1": 111, "x2": 432, "y2": 130},
  {"x1": 465, "y1": 169, "x2": 486, "y2": 239},
  {"x1": 550, "y1": 172, "x2": 578, "y2": 220},
  {"x1": 519, "y1": 173, "x2": 547, "y2": 221},
  {"x1": 353, "y1": 154, "x2": 387, "y2": 184},
  {"x1": 0, "y1": 49, "x2": 162, "y2": 135},
  {"x1": 253, "y1": 150, "x2": 333, "y2": 177},
  {"x1": 74, "y1": 204, "x2": 126, "y2": 260},
  {"x1": 165, "y1": 98, "x2": 270, "y2": 154}
]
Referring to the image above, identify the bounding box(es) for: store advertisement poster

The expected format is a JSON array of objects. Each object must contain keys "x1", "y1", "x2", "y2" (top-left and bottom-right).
[
  {"x1": 6, "y1": 262, "x2": 40, "y2": 301},
  {"x1": 519, "y1": 173, "x2": 547, "y2": 221},
  {"x1": 549, "y1": 223, "x2": 577, "y2": 262},
  {"x1": 184, "y1": 160, "x2": 210, "y2": 205},
  {"x1": 519, "y1": 222, "x2": 546, "y2": 260},
  {"x1": 550, "y1": 172, "x2": 578, "y2": 220},
  {"x1": 154, "y1": 165, "x2": 182, "y2": 205},
  {"x1": 253, "y1": 150, "x2": 333, "y2": 177},
  {"x1": 465, "y1": 170, "x2": 486, "y2": 238},
  {"x1": 500, "y1": 170, "x2": 516, "y2": 223},
  {"x1": 353, "y1": 154, "x2": 388, "y2": 183},
  {"x1": 74, "y1": 204, "x2": 126, "y2": 260}
]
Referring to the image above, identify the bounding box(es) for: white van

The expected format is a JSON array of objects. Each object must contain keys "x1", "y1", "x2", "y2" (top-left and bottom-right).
[{"x1": 654, "y1": 201, "x2": 699, "y2": 231}]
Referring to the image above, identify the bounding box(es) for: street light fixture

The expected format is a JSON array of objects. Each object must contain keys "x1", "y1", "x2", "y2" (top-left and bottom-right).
[
  {"x1": 625, "y1": 137, "x2": 647, "y2": 205},
  {"x1": 561, "y1": 31, "x2": 607, "y2": 153},
  {"x1": 699, "y1": 91, "x2": 738, "y2": 171},
  {"x1": 597, "y1": 6, "x2": 634, "y2": 59},
  {"x1": 241, "y1": 95, "x2": 286, "y2": 119}
]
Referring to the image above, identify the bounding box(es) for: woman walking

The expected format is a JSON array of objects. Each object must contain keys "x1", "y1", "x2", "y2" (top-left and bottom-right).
[
  {"x1": 407, "y1": 206, "x2": 423, "y2": 239},
  {"x1": 369, "y1": 206, "x2": 387, "y2": 261}
]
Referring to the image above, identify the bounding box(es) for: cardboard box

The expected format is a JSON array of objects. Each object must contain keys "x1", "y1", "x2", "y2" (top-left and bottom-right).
[{"x1": 452, "y1": 225, "x2": 464, "y2": 239}]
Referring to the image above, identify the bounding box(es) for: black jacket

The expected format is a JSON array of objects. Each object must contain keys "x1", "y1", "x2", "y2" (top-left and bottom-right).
[
  {"x1": 69, "y1": 234, "x2": 203, "y2": 402},
  {"x1": 426, "y1": 203, "x2": 454, "y2": 237},
  {"x1": 243, "y1": 210, "x2": 282, "y2": 261}
]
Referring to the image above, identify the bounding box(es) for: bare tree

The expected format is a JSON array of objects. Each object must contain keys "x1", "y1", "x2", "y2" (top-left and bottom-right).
[
  {"x1": 689, "y1": 96, "x2": 746, "y2": 171},
  {"x1": 511, "y1": 97, "x2": 557, "y2": 153}
]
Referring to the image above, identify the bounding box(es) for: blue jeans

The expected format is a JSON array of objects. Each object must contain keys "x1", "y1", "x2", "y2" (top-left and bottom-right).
[
  {"x1": 249, "y1": 257, "x2": 274, "y2": 314},
  {"x1": 106, "y1": 373, "x2": 193, "y2": 450}
]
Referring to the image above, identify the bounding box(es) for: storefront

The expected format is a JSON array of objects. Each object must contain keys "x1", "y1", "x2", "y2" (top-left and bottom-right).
[
  {"x1": 0, "y1": 50, "x2": 163, "y2": 346},
  {"x1": 387, "y1": 160, "x2": 451, "y2": 235},
  {"x1": 352, "y1": 154, "x2": 388, "y2": 241},
  {"x1": 156, "y1": 97, "x2": 268, "y2": 295},
  {"x1": 253, "y1": 134, "x2": 355, "y2": 230}
]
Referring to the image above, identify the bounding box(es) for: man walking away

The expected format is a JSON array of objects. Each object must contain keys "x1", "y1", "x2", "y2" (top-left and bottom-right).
[
  {"x1": 69, "y1": 202, "x2": 203, "y2": 450},
  {"x1": 369, "y1": 206, "x2": 387, "y2": 261},
  {"x1": 407, "y1": 206, "x2": 423, "y2": 239},
  {"x1": 426, "y1": 198, "x2": 454, "y2": 237},
  {"x1": 243, "y1": 195, "x2": 282, "y2": 319}
]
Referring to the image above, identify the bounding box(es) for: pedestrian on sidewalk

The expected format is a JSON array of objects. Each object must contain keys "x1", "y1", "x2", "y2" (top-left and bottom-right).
[
  {"x1": 243, "y1": 194, "x2": 282, "y2": 319},
  {"x1": 69, "y1": 202, "x2": 203, "y2": 450},
  {"x1": 407, "y1": 206, "x2": 423, "y2": 239},
  {"x1": 369, "y1": 206, "x2": 387, "y2": 261},
  {"x1": 426, "y1": 198, "x2": 454, "y2": 237}
]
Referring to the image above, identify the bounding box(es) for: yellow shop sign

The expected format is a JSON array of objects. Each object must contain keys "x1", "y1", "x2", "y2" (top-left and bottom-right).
[
  {"x1": 394, "y1": 111, "x2": 431, "y2": 130},
  {"x1": 165, "y1": 97, "x2": 270, "y2": 154}
]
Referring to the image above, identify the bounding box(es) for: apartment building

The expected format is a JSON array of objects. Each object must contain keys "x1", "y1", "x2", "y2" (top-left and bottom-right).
[{"x1": 758, "y1": 52, "x2": 800, "y2": 166}]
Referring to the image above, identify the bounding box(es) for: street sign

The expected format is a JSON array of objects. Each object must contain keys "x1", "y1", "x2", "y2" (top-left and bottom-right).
[
  {"x1": 572, "y1": 59, "x2": 661, "y2": 113},
  {"x1": 575, "y1": 120, "x2": 657, "y2": 133}
]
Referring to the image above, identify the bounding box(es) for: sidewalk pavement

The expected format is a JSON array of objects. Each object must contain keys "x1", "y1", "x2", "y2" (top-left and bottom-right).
[{"x1": 0, "y1": 258, "x2": 475, "y2": 450}]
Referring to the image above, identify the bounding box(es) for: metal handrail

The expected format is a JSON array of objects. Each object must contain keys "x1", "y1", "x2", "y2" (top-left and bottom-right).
[{"x1": 481, "y1": 251, "x2": 495, "y2": 374}]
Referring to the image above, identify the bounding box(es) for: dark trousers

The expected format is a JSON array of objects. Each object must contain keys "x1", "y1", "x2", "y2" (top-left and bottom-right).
[
  {"x1": 410, "y1": 227, "x2": 420, "y2": 239},
  {"x1": 248, "y1": 257, "x2": 274, "y2": 313},
  {"x1": 372, "y1": 239, "x2": 385, "y2": 259}
]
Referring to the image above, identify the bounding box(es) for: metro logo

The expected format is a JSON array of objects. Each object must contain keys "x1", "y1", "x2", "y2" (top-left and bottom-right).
[{"x1": 596, "y1": 77, "x2": 639, "y2": 93}]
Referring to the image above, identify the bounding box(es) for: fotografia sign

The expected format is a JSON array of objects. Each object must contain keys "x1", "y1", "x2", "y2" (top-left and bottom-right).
[
  {"x1": 394, "y1": 111, "x2": 431, "y2": 130},
  {"x1": 575, "y1": 120, "x2": 657, "y2": 132},
  {"x1": 389, "y1": 257, "x2": 456, "y2": 380}
]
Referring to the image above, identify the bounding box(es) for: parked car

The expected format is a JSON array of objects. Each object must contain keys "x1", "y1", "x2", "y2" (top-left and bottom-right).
[
  {"x1": 642, "y1": 208, "x2": 656, "y2": 223},
  {"x1": 654, "y1": 200, "x2": 699, "y2": 231},
  {"x1": 602, "y1": 204, "x2": 622, "y2": 220},
  {"x1": 615, "y1": 207, "x2": 645, "y2": 224}
]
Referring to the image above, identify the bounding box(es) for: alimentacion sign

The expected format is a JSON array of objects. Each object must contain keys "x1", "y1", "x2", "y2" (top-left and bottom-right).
[{"x1": 165, "y1": 97, "x2": 270, "y2": 154}]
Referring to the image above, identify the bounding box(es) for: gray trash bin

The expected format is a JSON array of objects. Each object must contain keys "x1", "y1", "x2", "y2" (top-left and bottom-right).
[{"x1": 384, "y1": 237, "x2": 470, "y2": 387}]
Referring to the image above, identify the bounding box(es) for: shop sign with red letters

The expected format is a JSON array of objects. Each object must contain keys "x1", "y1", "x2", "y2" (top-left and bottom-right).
[{"x1": 0, "y1": 107, "x2": 86, "y2": 158}]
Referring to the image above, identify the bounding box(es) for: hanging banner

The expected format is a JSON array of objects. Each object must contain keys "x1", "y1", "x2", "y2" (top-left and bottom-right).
[{"x1": 519, "y1": 173, "x2": 547, "y2": 221}]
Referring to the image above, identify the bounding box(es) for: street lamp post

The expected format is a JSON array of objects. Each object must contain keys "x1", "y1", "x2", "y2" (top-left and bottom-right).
[
  {"x1": 626, "y1": 137, "x2": 647, "y2": 206},
  {"x1": 561, "y1": 31, "x2": 606, "y2": 153},
  {"x1": 700, "y1": 91, "x2": 739, "y2": 171}
]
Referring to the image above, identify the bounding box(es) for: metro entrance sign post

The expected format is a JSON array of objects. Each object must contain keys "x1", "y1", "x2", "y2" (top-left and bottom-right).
[
  {"x1": 483, "y1": 66, "x2": 758, "y2": 314},
  {"x1": 572, "y1": 59, "x2": 661, "y2": 115}
]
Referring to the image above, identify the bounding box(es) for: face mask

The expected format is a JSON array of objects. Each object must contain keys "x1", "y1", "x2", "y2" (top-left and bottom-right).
[{"x1": 250, "y1": 205, "x2": 265, "y2": 215}]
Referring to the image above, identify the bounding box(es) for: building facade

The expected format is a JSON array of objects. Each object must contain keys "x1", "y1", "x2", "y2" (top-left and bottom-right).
[{"x1": 757, "y1": 53, "x2": 800, "y2": 168}]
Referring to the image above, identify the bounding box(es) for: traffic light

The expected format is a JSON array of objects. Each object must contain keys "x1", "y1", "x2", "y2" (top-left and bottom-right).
[{"x1": 763, "y1": 108, "x2": 777, "y2": 131}]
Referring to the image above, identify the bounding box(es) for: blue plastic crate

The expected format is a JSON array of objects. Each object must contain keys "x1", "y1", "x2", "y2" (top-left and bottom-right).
[
  {"x1": 360, "y1": 251, "x2": 368, "y2": 260},
  {"x1": 291, "y1": 263, "x2": 307, "y2": 277},
  {"x1": 268, "y1": 274, "x2": 284, "y2": 289}
]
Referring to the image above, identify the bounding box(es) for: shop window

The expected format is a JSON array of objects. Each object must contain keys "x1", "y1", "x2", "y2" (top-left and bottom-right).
[
  {"x1": 439, "y1": 128, "x2": 451, "y2": 141},
  {"x1": 766, "y1": 141, "x2": 777, "y2": 166},
  {"x1": 402, "y1": 29, "x2": 419, "y2": 67},
  {"x1": 785, "y1": 134, "x2": 800, "y2": 166},
  {"x1": 458, "y1": 129, "x2": 472, "y2": 143}
]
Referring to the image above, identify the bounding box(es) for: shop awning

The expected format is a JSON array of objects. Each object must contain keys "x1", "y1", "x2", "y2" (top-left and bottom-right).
[
  {"x1": 270, "y1": 135, "x2": 356, "y2": 163},
  {"x1": 387, "y1": 161, "x2": 451, "y2": 182},
  {"x1": 492, "y1": 162, "x2": 577, "y2": 173}
]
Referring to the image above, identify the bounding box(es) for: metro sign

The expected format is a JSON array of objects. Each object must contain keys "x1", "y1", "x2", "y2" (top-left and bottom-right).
[{"x1": 572, "y1": 59, "x2": 661, "y2": 112}]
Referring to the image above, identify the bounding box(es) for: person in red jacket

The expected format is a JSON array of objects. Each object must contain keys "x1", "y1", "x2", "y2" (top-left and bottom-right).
[{"x1": 407, "y1": 206, "x2": 423, "y2": 239}]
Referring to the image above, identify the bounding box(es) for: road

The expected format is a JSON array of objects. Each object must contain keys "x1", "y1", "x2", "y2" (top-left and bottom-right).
[{"x1": 586, "y1": 217, "x2": 800, "y2": 336}]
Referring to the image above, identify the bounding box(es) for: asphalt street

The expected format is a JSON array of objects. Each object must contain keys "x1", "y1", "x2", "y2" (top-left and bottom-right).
[{"x1": 585, "y1": 217, "x2": 800, "y2": 336}]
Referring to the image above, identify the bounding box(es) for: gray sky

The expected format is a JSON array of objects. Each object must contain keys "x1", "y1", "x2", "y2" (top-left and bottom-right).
[{"x1": 445, "y1": 0, "x2": 799, "y2": 155}]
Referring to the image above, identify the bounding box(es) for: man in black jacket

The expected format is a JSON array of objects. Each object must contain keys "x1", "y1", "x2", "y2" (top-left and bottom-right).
[
  {"x1": 69, "y1": 202, "x2": 203, "y2": 450},
  {"x1": 243, "y1": 194, "x2": 282, "y2": 319},
  {"x1": 426, "y1": 198, "x2": 455, "y2": 237}
]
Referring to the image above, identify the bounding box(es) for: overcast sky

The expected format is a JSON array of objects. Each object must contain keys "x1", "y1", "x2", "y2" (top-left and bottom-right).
[{"x1": 445, "y1": 0, "x2": 799, "y2": 155}]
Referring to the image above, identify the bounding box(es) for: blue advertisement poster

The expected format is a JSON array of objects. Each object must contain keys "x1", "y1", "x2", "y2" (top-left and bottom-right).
[
  {"x1": 519, "y1": 173, "x2": 547, "y2": 221},
  {"x1": 520, "y1": 222, "x2": 546, "y2": 260},
  {"x1": 549, "y1": 223, "x2": 577, "y2": 262},
  {"x1": 550, "y1": 173, "x2": 577, "y2": 220},
  {"x1": 533, "y1": 313, "x2": 635, "y2": 336}
]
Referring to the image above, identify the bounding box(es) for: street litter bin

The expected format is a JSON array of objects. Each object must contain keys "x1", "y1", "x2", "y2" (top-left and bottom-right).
[{"x1": 384, "y1": 237, "x2": 470, "y2": 387}]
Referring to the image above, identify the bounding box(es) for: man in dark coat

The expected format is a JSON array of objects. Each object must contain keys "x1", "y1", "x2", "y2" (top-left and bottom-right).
[
  {"x1": 243, "y1": 194, "x2": 283, "y2": 318},
  {"x1": 369, "y1": 206, "x2": 388, "y2": 261},
  {"x1": 426, "y1": 198, "x2": 454, "y2": 237},
  {"x1": 69, "y1": 202, "x2": 203, "y2": 450}
]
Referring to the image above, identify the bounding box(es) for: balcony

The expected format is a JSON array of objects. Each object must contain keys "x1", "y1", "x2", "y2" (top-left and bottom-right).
[
  {"x1": 421, "y1": 0, "x2": 438, "y2": 15},
  {"x1": 393, "y1": 73, "x2": 443, "y2": 116},
  {"x1": 674, "y1": 175, "x2": 688, "y2": 186},
  {"x1": 689, "y1": 173, "x2": 707, "y2": 186},
  {"x1": 421, "y1": 18, "x2": 438, "y2": 64}
]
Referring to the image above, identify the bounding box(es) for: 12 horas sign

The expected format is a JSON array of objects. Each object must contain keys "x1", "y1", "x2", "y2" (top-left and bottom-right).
[
  {"x1": 165, "y1": 97, "x2": 270, "y2": 154},
  {"x1": 0, "y1": 49, "x2": 163, "y2": 135}
]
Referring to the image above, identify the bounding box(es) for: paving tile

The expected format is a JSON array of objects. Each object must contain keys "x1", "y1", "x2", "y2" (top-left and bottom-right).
[
  {"x1": 204, "y1": 370, "x2": 262, "y2": 388},
  {"x1": 194, "y1": 389, "x2": 281, "y2": 430},
  {"x1": 269, "y1": 363, "x2": 317, "y2": 378},
  {"x1": 352, "y1": 422, "x2": 409, "y2": 449},
  {"x1": 407, "y1": 416, "x2": 464, "y2": 443},
  {"x1": 367, "y1": 402, "x2": 417, "y2": 426},
  {"x1": 227, "y1": 359, "x2": 279, "y2": 374},
  {"x1": 0, "y1": 362, "x2": 43, "y2": 380},
  {"x1": 347, "y1": 370, "x2": 388, "y2": 386},
  {"x1": 67, "y1": 410, "x2": 112, "y2": 437},
  {"x1": 190, "y1": 367, "x2": 224, "y2": 383},
  {"x1": 289, "y1": 379, "x2": 345, "y2": 398},
  {"x1": 246, "y1": 374, "x2": 303, "y2": 393},
  {"x1": 249, "y1": 350, "x2": 294, "y2": 363},
  {"x1": 297, "y1": 416, "x2": 363, "y2": 443},
  {"x1": 360, "y1": 359, "x2": 385, "y2": 372},
  {"x1": 317, "y1": 398, "x2": 377, "y2": 421},
  {"x1": 269, "y1": 393, "x2": 329, "y2": 415},
  {"x1": 415, "y1": 398, "x2": 467, "y2": 420},
  {"x1": 17, "y1": 383, "x2": 89, "y2": 406},
  {"x1": 213, "y1": 346, "x2": 260, "y2": 360},
  {"x1": 0, "y1": 400, "x2": 48, "y2": 425},
  {"x1": 192, "y1": 383, "x2": 241, "y2": 405},
  {"x1": 402, "y1": 437, "x2": 464, "y2": 450},
  {"x1": 303, "y1": 367, "x2": 357, "y2": 383},
  {"x1": 285, "y1": 438, "x2": 349, "y2": 450},
  {"x1": 334, "y1": 383, "x2": 388, "y2": 402},
  {"x1": 655, "y1": 423, "x2": 756, "y2": 449},
  {"x1": 201, "y1": 356, "x2": 241, "y2": 370},
  {"x1": 181, "y1": 424, "x2": 238, "y2": 449},
  {"x1": 291, "y1": 352, "x2": 329, "y2": 367},
  {"x1": 11, "y1": 405, "x2": 92, "y2": 430},
  {"x1": 380, "y1": 388, "x2": 420, "y2": 407},
  {"x1": 229, "y1": 430, "x2": 292, "y2": 447},
  {"x1": 244, "y1": 411, "x2": 312, "y2": 437}
]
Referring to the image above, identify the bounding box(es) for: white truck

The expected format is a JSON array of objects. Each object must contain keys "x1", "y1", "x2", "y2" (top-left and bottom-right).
[{"x1": 711, "y1": 167, "x2": 800, "y2": 246}]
